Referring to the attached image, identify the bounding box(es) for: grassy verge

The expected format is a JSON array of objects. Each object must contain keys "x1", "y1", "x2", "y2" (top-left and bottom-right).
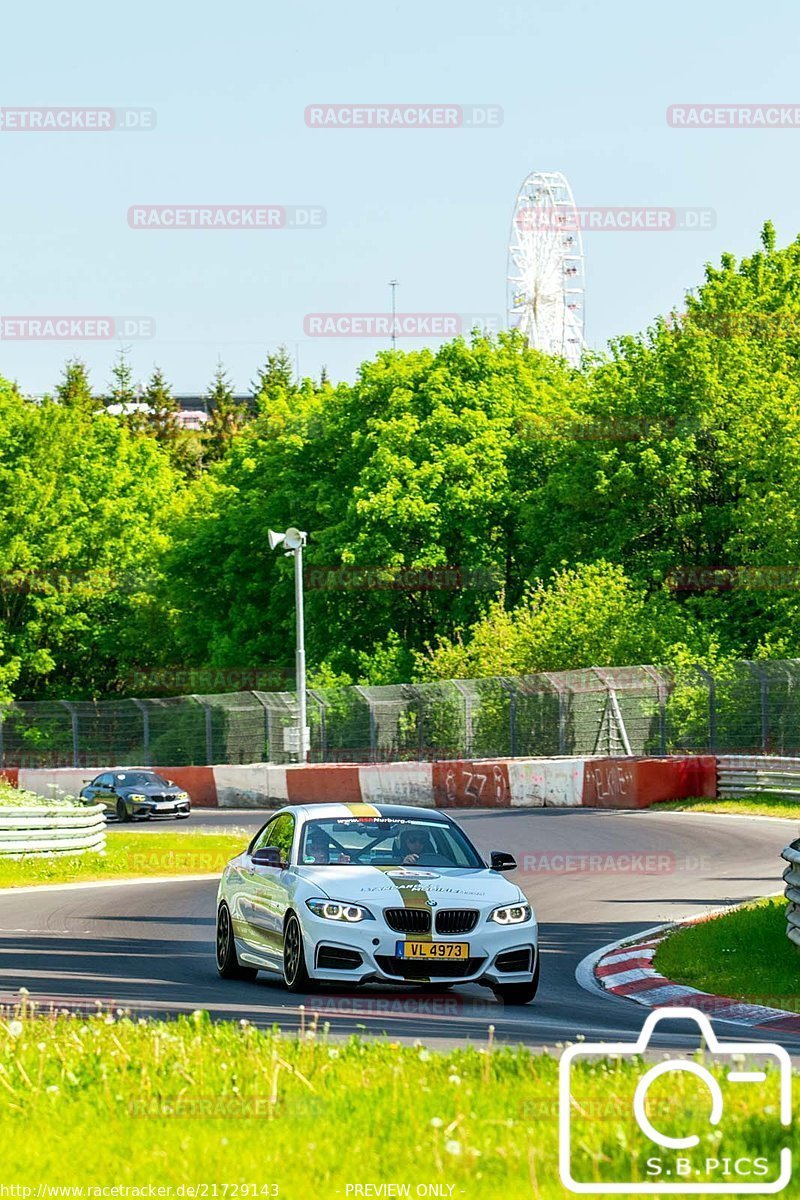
[
  {"x1": 0, "y1": 1006, "x2": 795, "y2": 1198},
  {"x1": 654, "y1": 894, "x2": 800, "y2": 1006},
  {"x1": 653, "y1": 794, "x2": 800, "y2": 819},
  {"x1": 0, "y1": 830, "x2": 249, "y2": 889}
]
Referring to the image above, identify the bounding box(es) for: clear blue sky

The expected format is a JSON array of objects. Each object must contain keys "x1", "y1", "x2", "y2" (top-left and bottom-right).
[{"x1": 2, "y1": 0, "x2": 799, "y2": 395}]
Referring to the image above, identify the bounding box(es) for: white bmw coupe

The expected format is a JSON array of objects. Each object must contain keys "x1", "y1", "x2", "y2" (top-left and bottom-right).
[{"x1": 216, "y1": 802, "x2": 539, "y2": 1004}]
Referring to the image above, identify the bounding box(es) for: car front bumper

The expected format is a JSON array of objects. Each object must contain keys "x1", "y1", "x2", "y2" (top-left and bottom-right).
[
  {"x1": 300, "y1": 909, "x2": 538, "y2": 987},
  {"x1": 131, "y1": 799, "x2": 191, "y2": 817}
]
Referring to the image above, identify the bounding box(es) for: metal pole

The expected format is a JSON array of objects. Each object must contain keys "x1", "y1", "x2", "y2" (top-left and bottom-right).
[
  {"x1": 389, "y1": 280, "x2": 398, "y2": 350},
  {"x1": 294, "y1": 540, "x2": 308, "y2": 763},
  {"x1": 132, "y1": 699, "x2": 150, "y2": 766}
]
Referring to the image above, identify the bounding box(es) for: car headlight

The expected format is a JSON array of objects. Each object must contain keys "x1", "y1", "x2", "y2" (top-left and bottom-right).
[
  {"x1": 306, "y1": 898, "x2": 374, "y2": 922},
  {"x1": 489, "y1": 903, "x2": 532, "y2": 925},
  {"x1": 177, "y1": 792, "x2": 190, "y2": 800},
  {"x1": 128, "y1": 793, "x2": 147, "y2": 803}
]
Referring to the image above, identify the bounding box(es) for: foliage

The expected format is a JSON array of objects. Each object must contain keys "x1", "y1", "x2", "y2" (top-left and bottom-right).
[
  {"x1": 204, "y1": 361, "x2": 248, "y2": 462},
  {"x1": 0, "y1": 379, "x2": 183, "y2": 698},
  {"x1": 1, "y1": 1009, "x2": 795, "y2": 1197},
  {"x1": 7, "y1": 225, "x2": 800, "y2": 702}
]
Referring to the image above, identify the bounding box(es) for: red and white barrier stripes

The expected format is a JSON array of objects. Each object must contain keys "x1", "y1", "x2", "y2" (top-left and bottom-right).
[
  {"x1": 0, "y1": 754, "x2": 716, "y2": 809},
  {"x1": 593, "y1": 918, "x2": 800, "y2": 1034}
]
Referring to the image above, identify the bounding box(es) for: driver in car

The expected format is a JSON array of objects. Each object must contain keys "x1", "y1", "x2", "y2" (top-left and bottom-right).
[
  {"x1": 399, "y1": 827, "x2": 452, "y2": 867},
  {"x1": 304, "y1": 827, "x2": 331, "y2": 864}
]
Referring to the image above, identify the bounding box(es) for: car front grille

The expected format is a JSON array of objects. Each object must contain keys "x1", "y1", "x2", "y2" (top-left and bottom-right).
[
  {"x1": 434, "y1": 909, "x2": 479, "y2": 935},
  {"x1": 384, "y1": 908, "x2": 432, "y2": 934},
  {"x1": 376, "y1": 955, "x2": 486, "y2": 980}
]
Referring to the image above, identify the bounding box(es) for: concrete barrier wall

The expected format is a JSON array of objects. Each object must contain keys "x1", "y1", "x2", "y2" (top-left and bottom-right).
[{"x1": 3, "y1": 754, "x2": 717, "y2": 810}]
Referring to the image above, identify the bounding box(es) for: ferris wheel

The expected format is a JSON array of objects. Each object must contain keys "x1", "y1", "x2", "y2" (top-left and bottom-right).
[{"x1": 507, "y1": 170, "x2": 585, "y2": 367}]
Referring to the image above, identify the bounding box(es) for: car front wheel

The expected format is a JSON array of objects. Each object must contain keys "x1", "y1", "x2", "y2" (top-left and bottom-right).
[
  {"x1": 491, "y1": 953, "x2": 540, "y2": 1006},
  {"x1": 283, "y1": 912, "x2": 312, "y2": 992},
  {"x1": 216, "y1": 902, "x2": 258, "y2": 981},
  {"x1": 116, "y1": 798, "x2": 132, "y2": 823}
]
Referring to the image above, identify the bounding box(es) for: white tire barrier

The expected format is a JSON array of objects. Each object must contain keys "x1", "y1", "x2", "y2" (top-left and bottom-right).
[
  {"x1": 781, "y1": 839, "x2": 800, "y2": 947},
  {"x1": 0, "y1": 804, "x2": 106, "y2": 857}
]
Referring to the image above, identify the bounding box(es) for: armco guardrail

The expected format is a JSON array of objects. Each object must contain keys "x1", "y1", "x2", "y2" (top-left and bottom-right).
[
  {"x1": 781, "y1": 838, "x2": 800, "y2": 947},
  {"x1": 718, "y1": 755, "x2": 800, "y2": 799},
  {"x1": 0, "y1": 803, "x2": 106, "y2": 857}
]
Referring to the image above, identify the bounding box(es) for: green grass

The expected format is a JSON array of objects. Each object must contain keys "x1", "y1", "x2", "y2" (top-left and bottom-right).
[
  {"x1": 653, "y1": 793, "x2": 800, "y2": 819},
  {"x1": 0, "y1": 1006, "x2": 795, "y2": 1198},
  {"x1": 654, "y1": 894, "x2": 800, "y2": 1005},
  {"x1": 0, "y1": 780, "x2": 81, "y2": 807},
  {"x1": 0, "y1": 829, "x2": 249, "y2": 889}
]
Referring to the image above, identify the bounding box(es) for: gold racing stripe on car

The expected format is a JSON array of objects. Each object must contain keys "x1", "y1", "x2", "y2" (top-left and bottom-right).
[
  {"x1": 343, "y1": 802, "x2": 382, "y2": 818},
  {"x1": 374, "y1": 866, "x2": 432, "y2": 944}
]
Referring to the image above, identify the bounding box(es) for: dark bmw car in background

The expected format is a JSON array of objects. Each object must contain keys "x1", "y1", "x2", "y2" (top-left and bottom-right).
[{"x1": 80, "y1": 770, "x2": 192, "y2": 822}]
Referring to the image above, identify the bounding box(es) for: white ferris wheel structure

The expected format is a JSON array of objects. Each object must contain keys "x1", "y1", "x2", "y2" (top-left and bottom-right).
[{"x1": 506, "y1": 170, "x2": 585, "y2": 367}]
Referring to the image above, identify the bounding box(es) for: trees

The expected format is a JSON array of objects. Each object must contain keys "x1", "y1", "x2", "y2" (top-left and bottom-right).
[
  {"x1": 164, "y1": 332, "x2": 587, "y2": 679},
  {"x1": 0, "y1": 376, "x2": 183, "y2": 698},
  {"x1": 142, "y1": 366, "x2": 181, "y2": 446},
  {"x1": 251, "y1": 345, "x2": 296, "y2": 411},
  {"x1": 205, "y1": 361, "x2": 248, "y2": 462},
  {"x1": 55, "y1": 359, "x2": 98, "y2": 411}
]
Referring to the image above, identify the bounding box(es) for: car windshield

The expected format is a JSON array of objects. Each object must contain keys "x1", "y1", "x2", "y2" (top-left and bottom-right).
[
  {"x1": 113, "y1": 771, "x2": 170, "y2": 787},
  {"x1": 299, "y1": 817, "x2": 483, "y2": 868}
]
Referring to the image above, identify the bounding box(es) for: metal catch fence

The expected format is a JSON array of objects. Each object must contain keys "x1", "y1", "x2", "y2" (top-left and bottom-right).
[{"x1": 4, "y1": 658, "x2": 800, "y2": 768}]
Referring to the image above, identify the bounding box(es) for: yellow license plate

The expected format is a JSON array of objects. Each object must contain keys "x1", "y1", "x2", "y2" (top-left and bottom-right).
[{"x1": 397, "y1": 941, "x2": 469, "y2": 959}]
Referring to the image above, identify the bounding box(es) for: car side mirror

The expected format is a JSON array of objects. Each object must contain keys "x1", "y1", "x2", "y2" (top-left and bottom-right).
[
  {"x1": 252, "y1": 846, "x2": 283, "y2": 869},
  {"x1": 490, "y1": 850, "x2": 517, "y2": 872}
]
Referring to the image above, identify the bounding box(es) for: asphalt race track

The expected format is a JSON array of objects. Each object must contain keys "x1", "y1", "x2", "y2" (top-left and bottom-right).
[{"x1": 1, "y1": 808, "x2": 798, "y2": 1053}]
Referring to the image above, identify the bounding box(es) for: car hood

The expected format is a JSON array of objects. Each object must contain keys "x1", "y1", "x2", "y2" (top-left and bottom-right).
[
  {"x1": 296, "y1": 864, "x2": 525, "y2": 907},
  {"x1": 121, "y1": 784, "x2": 183, "y2": 796}
]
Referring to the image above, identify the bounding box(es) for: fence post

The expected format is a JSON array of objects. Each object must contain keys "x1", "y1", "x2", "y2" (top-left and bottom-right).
[
  {"x1": 354, "y1": 686, "x2": 377, "y2": 761},
  {"x1": 542, "y1": 672, "x2": 568, "y2": 755},
  {"x1": 500, "y1": 679, "x2": 518, "y2": 758},
  {"x1": 694, "y1": 665, "x2": 716, "y2": 753},
  {"x1": 60, "y1": 701, "x2": 80, "y2": 768},
  {"x1": 642, "y1": 666, "x2": 668, "y2": 754},
  {"x1": 251, "y1": 691, "x2": 272, "y2": 761},
  {"x1": 307, "y1": 688, "x2": 326, "y2": 763},
  {"x1": 746, "y1": 661, "x2": 770, "y2": 753},
  {"x1": 132, "y1": 699, "x2": 150, "y2": 766},
  {"x1": 191, "y1": 695, "x2": 213, "y2": 765},
  {"x1": 452, "y1": 680, "x2": 473, "y2": 758}
]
